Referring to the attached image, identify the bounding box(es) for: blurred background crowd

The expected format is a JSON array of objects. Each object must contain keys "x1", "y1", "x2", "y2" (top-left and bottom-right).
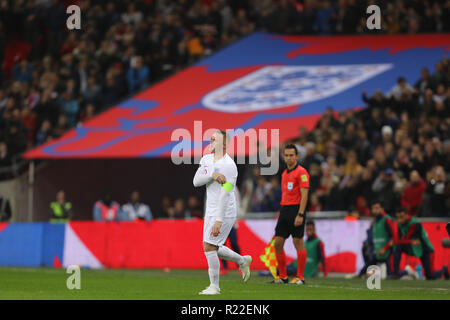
[
  {"x1": 0, "y1": 0, "x2": 448, "y2": 220},
  {"x1": 244, "y1": 56, "x2": 450, "y2": 218},
  {"x1": 47, "y1": 188, "x2": 204, "y2": 222},
  {"x1": 1, "y1": 0, "x2": 450, "y2": 169}
]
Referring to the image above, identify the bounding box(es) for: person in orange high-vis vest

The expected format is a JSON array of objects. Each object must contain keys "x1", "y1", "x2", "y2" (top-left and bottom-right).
[{"x1": 93, "y1": 193, "x2": 122, "y2": 221}]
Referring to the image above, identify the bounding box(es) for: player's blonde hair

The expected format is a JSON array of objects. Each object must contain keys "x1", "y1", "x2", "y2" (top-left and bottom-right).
[{"x1": 217, "y1": 129, "x2": 230, "y2": 147}]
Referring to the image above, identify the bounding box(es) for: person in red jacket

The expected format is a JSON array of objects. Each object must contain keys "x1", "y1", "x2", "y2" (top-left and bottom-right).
[{"x1": 401, "y1": 170, "x2": 426, "y2": 216}]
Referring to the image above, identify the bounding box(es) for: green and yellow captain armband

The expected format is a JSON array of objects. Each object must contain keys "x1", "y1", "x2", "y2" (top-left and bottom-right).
[{"x1": 221, "y1": 182, "x2": 233, "y2": 192}]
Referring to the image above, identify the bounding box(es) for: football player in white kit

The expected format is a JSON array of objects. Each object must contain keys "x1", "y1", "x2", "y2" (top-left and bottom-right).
[{"x1": 193, "y1": 130, "x2": 252, "y2": 295}]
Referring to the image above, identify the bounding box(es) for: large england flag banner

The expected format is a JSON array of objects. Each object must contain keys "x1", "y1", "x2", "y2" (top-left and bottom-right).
[{"x1": 23, "y1": 33, "x2": 450, "y2": 159}]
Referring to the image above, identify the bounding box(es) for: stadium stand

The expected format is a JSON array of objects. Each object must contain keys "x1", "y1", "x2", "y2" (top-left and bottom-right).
[
  {"x1": 0, "y1": 0, "x2": 449, "y2": 219},
  {"x1": 244, "y1": 56, "x2": 450, "y2": 217},
  {"x1": 0, "y1": 1, "x2": 449, "y2": 284}
]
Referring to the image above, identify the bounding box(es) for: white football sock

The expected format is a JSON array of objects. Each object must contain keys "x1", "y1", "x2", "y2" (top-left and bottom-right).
[
  {"x1": 204, "y1": 250, "x2": 220, "y2": 289},
  {"x1": 218, "y1": 245, "x2": 245, "y2": 265}
]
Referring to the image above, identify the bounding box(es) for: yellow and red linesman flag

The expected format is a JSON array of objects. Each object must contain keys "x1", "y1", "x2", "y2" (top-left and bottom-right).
[{"x1": 259, "y1": 236, "x2": 277, "y2": 278}]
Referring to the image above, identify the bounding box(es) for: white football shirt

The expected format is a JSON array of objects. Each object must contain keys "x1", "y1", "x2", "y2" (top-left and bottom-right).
[{"x1": 194, "y1": 153, "x2": 238, "y2": 219}]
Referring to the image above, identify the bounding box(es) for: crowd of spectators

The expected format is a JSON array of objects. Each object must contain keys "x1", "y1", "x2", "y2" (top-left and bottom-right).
[
  {"x1": 91, "y1": 192, "x2": 203, "y2": 221},
  {"x1": 92, "y1": 190, "x2": 153, "y2": 221},
  {"x1": 159, "y1": 194, "x2": 203, "y2": 219},
  {"x1": 0, "y1": 0, "x2": 449, "y2": 219},
  {"x1": 246, "y1": 57, "x2": 450, "y2": 217},
  {"x1": 0, "y1": 0, "x2": 449, "y2": 178},
  {"x1": 47, "y1": 189, "x2": 203, "y2": 222},
  {"x1": 292, "y1": 0, "x2": 450, "y2": 35},
  {"x1": 0, "y1": 0, "x2": 255, "y2": 175}
]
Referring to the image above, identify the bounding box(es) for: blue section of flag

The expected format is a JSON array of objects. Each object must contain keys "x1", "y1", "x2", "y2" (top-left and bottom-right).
[
  {"x1": 0, "y1": 223, "x2": 66, "y2": 267},
  {"x1": 0, "y1": 223, "x2": 44, "y2": 267},
  {"x1": 41, "y1": 223, "x2": 66, "y2": 267},
  {"x1": 197, "y1": 33, "x2": 300, "y2": 72},
  {"x1": 117, "y1": 99, "x2": 159, "y2": 115}
]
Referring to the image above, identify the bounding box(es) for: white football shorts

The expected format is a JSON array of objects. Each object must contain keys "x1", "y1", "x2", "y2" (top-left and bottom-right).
[{"x1": 203, "y1": 216, "x2": 236, "y2": 246}]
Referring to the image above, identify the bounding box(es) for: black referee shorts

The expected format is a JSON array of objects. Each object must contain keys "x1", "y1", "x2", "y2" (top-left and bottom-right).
[{"x1": 275, "y1": 205, "x2": 305, "y2": 239}]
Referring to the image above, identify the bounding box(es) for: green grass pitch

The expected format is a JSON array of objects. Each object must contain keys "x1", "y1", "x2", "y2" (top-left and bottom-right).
[{"x1": 1, "y1": 267, "x2": 449, "y2": 300}]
